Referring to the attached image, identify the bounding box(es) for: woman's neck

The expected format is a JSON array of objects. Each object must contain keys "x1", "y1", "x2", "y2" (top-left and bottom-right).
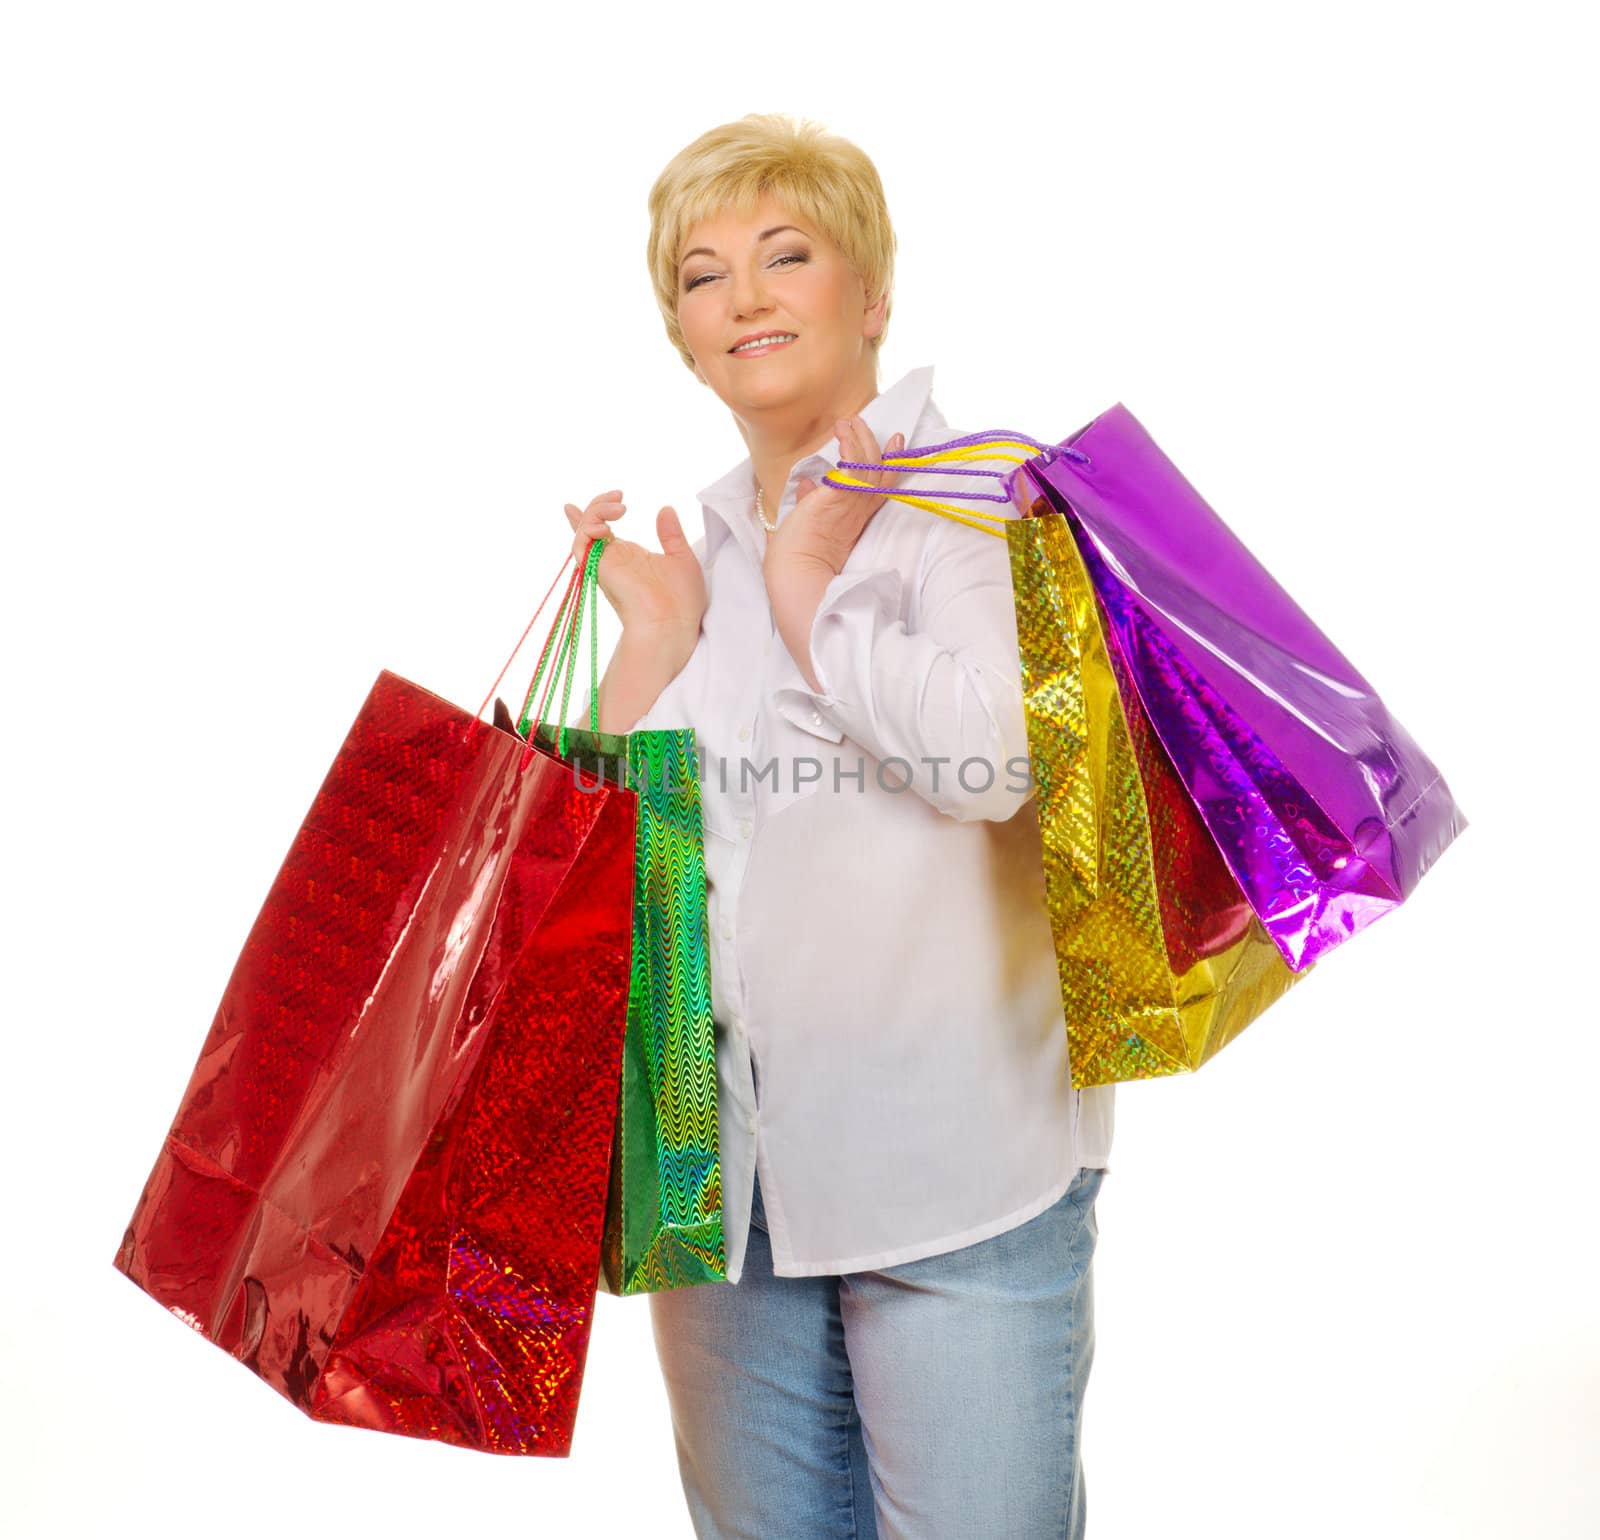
[{"x1": 743, "y1": 372, "x2": 881, "y2": 515}]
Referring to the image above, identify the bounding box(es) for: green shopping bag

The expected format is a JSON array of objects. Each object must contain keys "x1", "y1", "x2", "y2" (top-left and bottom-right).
[{"x1": 512, "y1": 540, "x2": 723, "y2": 1294}]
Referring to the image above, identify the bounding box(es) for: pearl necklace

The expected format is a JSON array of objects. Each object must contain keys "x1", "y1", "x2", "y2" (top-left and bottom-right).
[{"x1": 754, "y1": 485, "x2": 779, "y2": 533}]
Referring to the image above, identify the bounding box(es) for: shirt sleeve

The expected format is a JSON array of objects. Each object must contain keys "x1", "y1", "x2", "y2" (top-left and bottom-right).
[
  {"x1": 770, "y1": 514, "x2": 1035, "y2": 823},
  {"x1": 625, "y1": 652, "x2": 690, "y2": 734}
]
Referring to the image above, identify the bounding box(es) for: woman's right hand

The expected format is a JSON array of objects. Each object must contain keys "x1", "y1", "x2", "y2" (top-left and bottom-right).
[{"x1": 564, "y1": 491, "x2": 707, "y2": 645}]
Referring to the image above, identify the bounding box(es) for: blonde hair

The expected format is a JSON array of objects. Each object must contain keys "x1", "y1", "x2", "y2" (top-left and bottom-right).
[{"x1": 646, "y1": 113, "x2": 897, "y2": 377}]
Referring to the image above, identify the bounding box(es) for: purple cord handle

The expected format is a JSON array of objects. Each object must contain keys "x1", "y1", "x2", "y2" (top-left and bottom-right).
[{"x1": 822, "y1": 428, "x2": 1089, "y2": 504}]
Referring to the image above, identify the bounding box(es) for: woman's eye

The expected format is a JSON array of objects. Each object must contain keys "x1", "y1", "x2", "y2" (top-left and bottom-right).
[{"x1": 686, "y1": 252, "x2": 808, "y2": 291}]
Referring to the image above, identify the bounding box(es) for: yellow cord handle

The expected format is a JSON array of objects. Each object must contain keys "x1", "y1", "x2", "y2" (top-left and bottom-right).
[{"x1": 825, "y1": 438, "x2": 1043, "y2": 540}]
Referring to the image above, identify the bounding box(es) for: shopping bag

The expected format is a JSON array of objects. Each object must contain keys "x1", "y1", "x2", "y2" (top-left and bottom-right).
[
  {"x1": 112, "y1": 540, "x2": 717, "y2": 1456},
  {"x1": 512, "y1": 548, "x2": 722, "y2": 1300},
  {"x1": 1021, "y1": 406, "x2": 1466, "y2": 970},
  {"x1": 824, "y1": 414, "x2": 1465, "y2": 1086}
]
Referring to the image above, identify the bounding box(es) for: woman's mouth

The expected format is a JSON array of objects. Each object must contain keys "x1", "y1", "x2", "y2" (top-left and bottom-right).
[{"x1": 729, "y1": 334, "x2": 798, "y2": 359}]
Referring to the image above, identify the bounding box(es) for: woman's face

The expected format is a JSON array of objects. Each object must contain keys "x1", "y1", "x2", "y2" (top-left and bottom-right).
[{"x1": 677, "y1": 190, "x2": 885, "y2": 417}]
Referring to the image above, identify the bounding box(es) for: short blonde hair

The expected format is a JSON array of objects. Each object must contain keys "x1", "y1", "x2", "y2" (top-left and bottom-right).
[{"x1": 646, "y1": 113, "x2": 897, "y2": 377}]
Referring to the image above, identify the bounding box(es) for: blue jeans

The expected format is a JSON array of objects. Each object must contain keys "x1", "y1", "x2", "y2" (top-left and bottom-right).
[{"x1": 648, "y1": 1163, "x2": 1108, "y2": 1539}]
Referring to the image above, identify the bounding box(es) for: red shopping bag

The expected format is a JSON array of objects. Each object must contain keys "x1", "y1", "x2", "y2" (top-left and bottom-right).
[{"x1": 113, "y1": 549, "x2": 639, "y2": 1455}]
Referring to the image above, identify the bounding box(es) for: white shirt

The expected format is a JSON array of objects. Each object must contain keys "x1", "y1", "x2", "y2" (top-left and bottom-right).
[{"x1": 596, "y1": 362, "x2": 1113, "y2": 1281}]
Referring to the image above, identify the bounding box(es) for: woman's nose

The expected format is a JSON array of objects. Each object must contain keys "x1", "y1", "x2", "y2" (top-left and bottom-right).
[{"x1": 728, "y1": 267, "x2": 771, "y2": 317}]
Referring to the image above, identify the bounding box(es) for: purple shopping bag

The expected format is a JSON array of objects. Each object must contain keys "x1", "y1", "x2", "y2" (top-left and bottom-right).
[{"x1": 1020, "y1": 405, "x2": 1466, "y2": 969}]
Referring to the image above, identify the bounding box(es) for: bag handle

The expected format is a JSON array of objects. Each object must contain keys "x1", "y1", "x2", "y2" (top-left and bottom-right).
[
  {"x1": 521, "y1": 538, "x2": 605, "y2": 756},
  {"x1": 473, "y1": 431, "x2": 1059, "y2": 743},
  {"x1": 821, "y1": 430, "x2": 1089, "y2": 539},
  {"x1": 474, "y1": 538, "x2": 605, "y2": 758}
]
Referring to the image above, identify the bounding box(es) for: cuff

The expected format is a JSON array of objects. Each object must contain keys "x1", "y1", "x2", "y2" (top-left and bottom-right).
[{"x1": 771, "y1": 567, "x2": 904, "y2": 743}]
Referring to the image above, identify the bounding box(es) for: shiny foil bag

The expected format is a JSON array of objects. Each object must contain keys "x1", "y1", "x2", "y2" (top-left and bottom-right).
[
  {"x1": 112, "y1": 544, "x2": 721, "y2": 1456},
  {"x1": 526, "y1": 717, "x2": 723, "y2": 1299},
  {"x1": 1024, "y1": 405, "x2": 1466, "y2": 972},
  {"x1": 1007, "y1": 506, "x2": 1309, "y2": 1085},
  {"x1": 826, "y1": 414, "x2": 1466, "y2": 1087},
  {"x1": 520, "y1": 547, "x2": 722, "y2": 1300}
]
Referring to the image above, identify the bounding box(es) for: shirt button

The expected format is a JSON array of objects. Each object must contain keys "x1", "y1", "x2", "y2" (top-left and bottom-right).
[
  {"x1": 738, "y1": 817, "x2": 753, "y2": 839},
  {"x1": 737, "y1": 723, "x2": 750, "y2": 742},
  {"x1": 809, "y1": 710, "x2": 822, "y2": 726},
  {"x1": 746, "y1": 1114, "x2": 757, "y2": 1134},
  {"x1": 720, "y1": 919, "x2": 733, "y2": 940}
]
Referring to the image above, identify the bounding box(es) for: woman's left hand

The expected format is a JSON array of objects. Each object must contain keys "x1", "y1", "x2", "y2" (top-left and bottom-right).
[{"x1": 762, "y1": 416, "x2": 908, "y2": 585}]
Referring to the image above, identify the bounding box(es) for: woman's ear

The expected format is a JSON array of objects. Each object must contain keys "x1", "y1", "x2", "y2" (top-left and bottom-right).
[{"x1": 864, "y1": 286, "x2": 888, "y2": 342}]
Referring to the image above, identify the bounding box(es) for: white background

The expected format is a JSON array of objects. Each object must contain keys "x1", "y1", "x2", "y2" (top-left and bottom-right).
[{"x1": 5, "y1": 2, "x2": 1595, "y2": 1536}]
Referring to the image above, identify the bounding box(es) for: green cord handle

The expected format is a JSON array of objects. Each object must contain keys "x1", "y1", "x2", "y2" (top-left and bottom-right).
[{"x1": 517, "y1": 539, "x2": 604, "y2": 757}]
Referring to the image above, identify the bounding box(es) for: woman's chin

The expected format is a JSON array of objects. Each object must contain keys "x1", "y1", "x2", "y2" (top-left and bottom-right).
[{"x1": 718, "y1": 361, "x2": 813, "y2": 403}]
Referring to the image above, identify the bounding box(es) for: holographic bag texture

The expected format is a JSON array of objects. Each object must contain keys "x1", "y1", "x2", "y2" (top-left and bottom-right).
[
  {"x1": 522, "y1": 541, "x2": 722, "y2": 1299},
  {"x1": 1026, "y1": 405, "x2": 1465, "y2": 972},
  {"x1": 113, "y1": 665, "x2": 637, "y2": 1456},
  {"x1": 528, "y1": 719, "x2": 722, "y2": 1298},
  {"x1": 823, "y1": 412, "x2": 1466, "y2": 1088},
  {"x1": 1006, "y1": 500, "x2": 1308, "y2": 1086},
  {"x1": 113, "y1": 542, "x2": 722, "y2": 1458}
]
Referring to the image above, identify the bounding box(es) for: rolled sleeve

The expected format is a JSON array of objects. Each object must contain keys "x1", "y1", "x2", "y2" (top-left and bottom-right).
[
  {"x1": 771, "y1": 528, "x2": 1035, "y2": 823},
  {"x1": 772, "y1": 568, "x2": 900, "y2": 745}
]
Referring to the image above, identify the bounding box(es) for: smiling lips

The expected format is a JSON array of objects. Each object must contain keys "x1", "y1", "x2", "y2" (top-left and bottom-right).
[{"x1": 730, "y1": 333, "x2": 797, "y2": 358}]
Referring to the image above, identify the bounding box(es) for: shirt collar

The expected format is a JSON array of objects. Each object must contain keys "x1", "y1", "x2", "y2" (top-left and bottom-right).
[{"x1": 696, "y1": 363, "x2": 939, "y2": 567}]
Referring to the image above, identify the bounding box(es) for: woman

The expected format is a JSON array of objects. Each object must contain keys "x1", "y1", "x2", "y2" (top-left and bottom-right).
[{"x1": 563, "y1": 114, "x2": 1115, "y2": 1540}]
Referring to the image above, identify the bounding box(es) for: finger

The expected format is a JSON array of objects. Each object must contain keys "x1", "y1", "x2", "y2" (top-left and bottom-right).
[
  {"x1": 884, "y1": 431, "x2": 907, "y2": 481},
  {"x1": 849, "y1": 416, "x2": 897, "y2": 486},
  {"x1": 864, "y1": 425, "x2": 891, "y2": 486},
  {"x1": 564, "y1": 501, "x2": 614, "y2": 530},
  {"x1": 868, "y1": 433, "x2": 908, "y2": 511},
  {"x1": 835, "y1": 415, "x2": 871, "y2": 488},
  {"x1": 657, "y1": 504, "x2": 689, "y2": 553},
  {"x1": 850, "y1": 419, "x2": 887, "y2": 487}
]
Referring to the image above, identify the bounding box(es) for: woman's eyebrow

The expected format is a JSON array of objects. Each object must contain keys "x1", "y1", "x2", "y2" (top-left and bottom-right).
[{"x1": 681, "y1": 225, "x2": 809, "y2": 266}]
